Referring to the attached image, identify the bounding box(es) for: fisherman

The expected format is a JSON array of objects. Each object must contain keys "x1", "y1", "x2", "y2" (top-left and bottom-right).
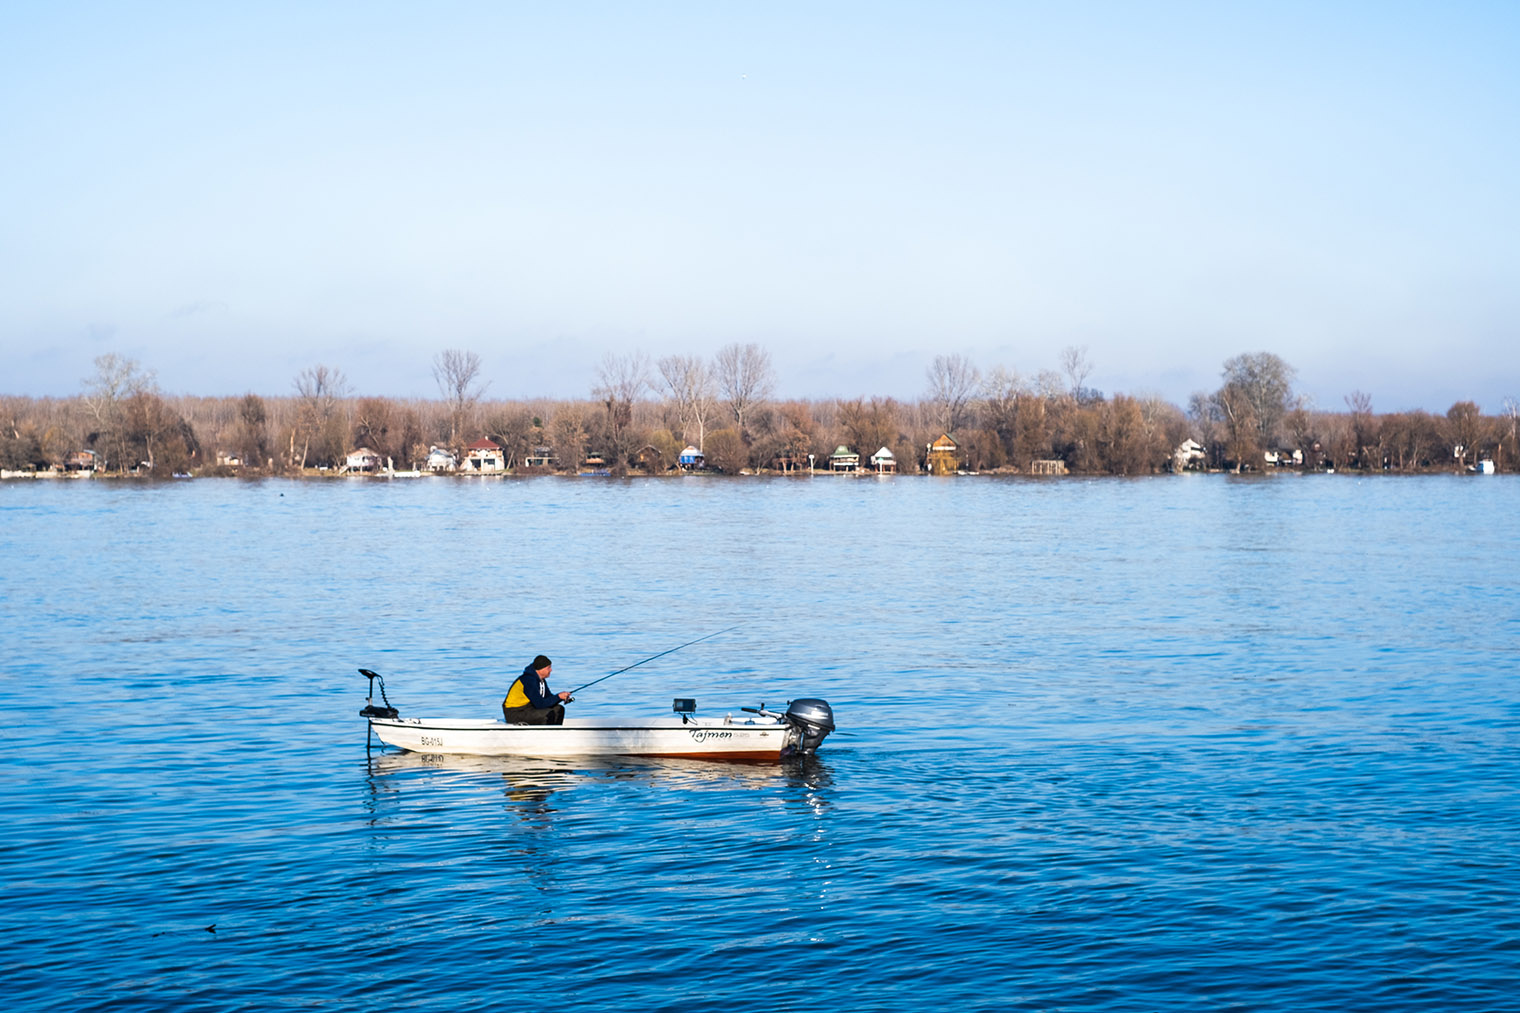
[{"x1": 502, "y1": 655, "x2": 572, "y2": 725}]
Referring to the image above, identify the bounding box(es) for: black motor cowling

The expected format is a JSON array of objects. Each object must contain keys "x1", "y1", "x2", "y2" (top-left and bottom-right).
[
  {"x1": 359, "y1": 668, "x2": 399, "y2": 719},
  {"x1": 783, "y1": 698, "x2": 835, "y2": 754}
]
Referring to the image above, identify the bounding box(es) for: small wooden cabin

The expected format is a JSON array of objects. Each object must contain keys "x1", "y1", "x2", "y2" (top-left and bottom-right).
[
  {"x1": 66, "y1": 450, "x2": 100, "y2": 472},
  {"x1": 634, "y1": 445, "x2": 669, "y2": 472},
  {"x1": 926, "y1": 434, "x2": 959, "y2": 475}
]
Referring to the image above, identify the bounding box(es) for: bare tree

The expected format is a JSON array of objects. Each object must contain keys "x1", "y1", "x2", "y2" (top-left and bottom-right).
[
  {"x1": 1214, "y1": 382, "x2": 1260, "y2": 472},
  {"x1": 982, "y1": 366, "x2": 1027, "y2": 463},
  {"x1": 1060, "y1": 345, "x2": 1094, "y2": 398},
  {"x1": 714, "y1": 342, "x2": 775, "y2": 439},
  {"x1": 1034, "y1": 369, "x2": 1065, "y2": 401},
  {"x1": 121, "y1": 390, "x2": 199, "y2": 474},
  {"x1": 764, "y1": 401, "x2": 818, "y2": 471},
  {"x1": 234, "y1": 393, "x2": 270, "y2": 468},
  {"x1": 838, "y1": 397, "x2": 903, "y2": 461},
  {"x1": 657, "y1": 354, "x2": 718, "y2": 450},
  {"x1": 292, "y1": 364, "x2": 350, "y2": 468},
  {"x1": 1383, "y1": 410, "x2": 1439, "y2": 470},
  {"x1": 433, "y1": 349, "x2": 487, "y2": 447},
  {"x1": 352, "y1": 396, "x2": 405, "y2": 469},
  {"x1": 485, "y1": 406, "x2": 537, "y2": 468},
  {"x1": 1096, "y1": 394, "x2": 1152, "y2": 474},
  {"x1": 593, "y1": 351, "x2": 650, "y2": 473},
  {"x1": 548, "y1": 405, "x2": 589, "y2": 472},
  {"x1": 79, "y1": 354, "x2": 161, "y2": 472},
  {"x1": 1286, "y1": 395, "x2": 1318, "y2": 465},
  {"x1": 1345, "y1": 390, "x2": 1377, "y2": 469},
  {"x1": 1497, "y1": 396, "x2": 1520, "y2": 468},
  {"x1": 0, "y1": 395, "x2": 57, "y2": 470},
  {"x1": 1186, "y1": 390, "x2": 1221, "y2": 467},
  {"x1": 924, "y1": 353, "x2": 980, "y2": 434},
  {"x1": 294, "y1": 364, "x2": 348, "y2": 419},
  {"x1": 1445, "y1": 400, "x2": 1485, "y2": 467},
  {"x1": 81, "y1": 353, "x2": 156, "y2": 429},
  {"x1": 1219, "y1": 352, "x2": 1295, "y2": 448},
  {"x1": 703, "y1": 427, "x2": 747, "y2": 474}
]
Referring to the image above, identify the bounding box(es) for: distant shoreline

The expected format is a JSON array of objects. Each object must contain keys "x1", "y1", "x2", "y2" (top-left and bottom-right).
[
  {"x1": 2, "y1": 466, "x2": 1502, "y2": 482},
  {"x1": 7, "y1": 349, "x2": 1516, "y2": 480}
]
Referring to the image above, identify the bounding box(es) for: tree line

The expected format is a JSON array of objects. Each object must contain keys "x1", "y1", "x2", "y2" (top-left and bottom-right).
[{"x1": 3, "y1": 345, "x2": 1517, "y2": 476}]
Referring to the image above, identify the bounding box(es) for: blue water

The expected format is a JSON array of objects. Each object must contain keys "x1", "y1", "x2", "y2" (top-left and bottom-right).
[{"x1": 2, "y1": 475, "x2": 1517, "y2": 1011}]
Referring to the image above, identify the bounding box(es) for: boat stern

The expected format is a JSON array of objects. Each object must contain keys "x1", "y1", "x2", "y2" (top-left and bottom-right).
[{"x1": 782, "y1": 698, "x2": 835, "y2": 755}]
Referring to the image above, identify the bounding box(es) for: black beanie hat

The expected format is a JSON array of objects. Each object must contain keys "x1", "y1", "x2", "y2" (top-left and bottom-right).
[{"x1": 531, "y1": 655, "x2": 552, "y2": 671}]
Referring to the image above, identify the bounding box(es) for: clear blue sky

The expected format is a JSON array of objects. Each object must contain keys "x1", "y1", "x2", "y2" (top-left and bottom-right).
[{"x1": 3, "y1": 1, "x2": 1517, "y2": 413}]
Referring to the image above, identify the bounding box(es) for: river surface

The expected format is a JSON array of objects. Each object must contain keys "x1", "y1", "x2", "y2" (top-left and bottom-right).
[{"x1": 2, "y1": 474, "x2": 1516, "y2": 1011}]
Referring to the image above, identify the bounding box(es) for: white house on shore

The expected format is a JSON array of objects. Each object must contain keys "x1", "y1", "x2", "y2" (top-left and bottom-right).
[
  {"x1": 1263, "y1": 447, "x2": 1305, "y2": 468},
  {"x1": 343, "y1": 447, "x2": 382, "y2": 473},
  {"x1": 463, "y1": 438, "x2": 505, "y2": 472},
  {"x1": 426, "y1": 446, "x2": 457, "y2": 472},
  {"x1": 870, "y1": 446, "x2": 896, "y2": 474},
  {"x1": 1173, "y1": 439, "x2": 1206, "y2": 471}
]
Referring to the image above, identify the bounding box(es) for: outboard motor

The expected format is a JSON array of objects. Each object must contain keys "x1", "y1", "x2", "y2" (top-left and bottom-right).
[{"x1": 783, "y1": 698, "x2": 835, "y2": 754}]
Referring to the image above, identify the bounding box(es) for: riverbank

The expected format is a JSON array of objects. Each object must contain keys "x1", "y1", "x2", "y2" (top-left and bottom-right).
[{"x1": 2, "y1": 464, "x2": 1504, "y2": 481}]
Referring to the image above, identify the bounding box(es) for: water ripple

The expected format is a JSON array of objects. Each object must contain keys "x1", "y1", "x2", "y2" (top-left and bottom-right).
[{"x1": 3, "y1": 476, "x2": 1517, "y2": 1011}]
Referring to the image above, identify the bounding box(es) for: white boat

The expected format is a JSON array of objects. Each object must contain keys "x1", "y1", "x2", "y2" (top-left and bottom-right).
[{"x1": 361, "y1": 677, "x2": 835, "y2": 761}]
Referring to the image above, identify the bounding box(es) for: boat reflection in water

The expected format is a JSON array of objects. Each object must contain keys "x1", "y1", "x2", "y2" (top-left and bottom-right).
[
  {"x1": 363, "y1": 749, "x2": 836, "y2": 819},
  {"x1": 357, "y1": 748, "x2": 839, "y2": 851}
]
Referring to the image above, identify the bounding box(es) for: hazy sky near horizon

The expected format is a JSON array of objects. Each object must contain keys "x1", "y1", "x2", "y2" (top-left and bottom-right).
[{"x1": 3, "y1": 1, "x2": 1517, "y2": 413}]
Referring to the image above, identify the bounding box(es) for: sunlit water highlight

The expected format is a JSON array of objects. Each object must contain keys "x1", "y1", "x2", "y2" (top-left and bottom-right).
[{"x1": 2, "y1": 475, "x2": 1516, "y2": 1011}]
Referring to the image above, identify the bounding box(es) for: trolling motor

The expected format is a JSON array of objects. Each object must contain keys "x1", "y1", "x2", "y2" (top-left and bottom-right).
[
  {"x1": 359, "y1": 668, "x2": 400, "y2": 719},
  {"x1": 743, "y1": 699, "x2": 836, "y2": 754}
]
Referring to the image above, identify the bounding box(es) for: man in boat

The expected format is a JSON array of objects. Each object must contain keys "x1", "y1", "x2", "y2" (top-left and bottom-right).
[{"x1": 502, "y1": 655, "x2": 573, "y2": 725}]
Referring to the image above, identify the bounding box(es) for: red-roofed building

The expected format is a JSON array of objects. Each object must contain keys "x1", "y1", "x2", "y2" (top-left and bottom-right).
[{"x1": 464, "y1": 438, "x2": 505, "y2": 473}]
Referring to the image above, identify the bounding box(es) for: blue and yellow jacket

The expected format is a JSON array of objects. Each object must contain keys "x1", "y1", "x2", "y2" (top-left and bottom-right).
[{"x1": 503, "y1": 664, "x2": 558, "y2": 710}]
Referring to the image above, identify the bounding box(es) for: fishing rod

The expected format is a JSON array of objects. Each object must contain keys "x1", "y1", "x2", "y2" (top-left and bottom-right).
[{"x1": 567, "y1": 626, "x2": 741, "y2": 696}]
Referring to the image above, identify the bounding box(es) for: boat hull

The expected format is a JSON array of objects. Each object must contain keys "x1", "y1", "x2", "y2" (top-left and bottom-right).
[{"x1": 367, "y1": 715, "x2": 801, "y2": 760}]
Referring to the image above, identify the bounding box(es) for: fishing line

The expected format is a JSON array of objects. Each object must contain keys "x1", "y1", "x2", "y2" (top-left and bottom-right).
[{"x1": 567, "y1": 625, "x2": 741, "y2": 696}]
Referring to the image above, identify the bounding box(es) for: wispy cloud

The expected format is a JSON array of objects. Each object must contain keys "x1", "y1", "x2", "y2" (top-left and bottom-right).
[{"x1": 168, "y1": 300, "x2": 230, "y2": 319}]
